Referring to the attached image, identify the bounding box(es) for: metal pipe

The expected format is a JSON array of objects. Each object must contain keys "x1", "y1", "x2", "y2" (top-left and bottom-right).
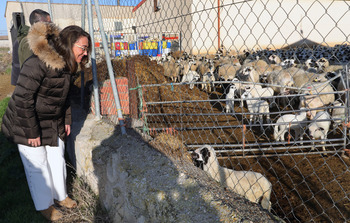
[
  {"x1": 218, "y1": 0, "x2": 220, "y2": 49},
  {"x1": 47, "y1": 0, "x2": 53, "y2": 21},
  {"x1": 81, "y1": 0, "x2": 85, "y2": 29},
  {"x1": 80, "y1": 0, "x2": 86, "y2": 109},
  {"x1": 87, "y1": 0, "x2": 100, "y2": 119},
  {"x1": 94, "y1": 0, "x2": 126, "y2": 135}
]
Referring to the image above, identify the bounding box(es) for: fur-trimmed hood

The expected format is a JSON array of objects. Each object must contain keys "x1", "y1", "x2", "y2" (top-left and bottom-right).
[{"x1": 27, "y1": 22, "x2": 65, "y2": 70}]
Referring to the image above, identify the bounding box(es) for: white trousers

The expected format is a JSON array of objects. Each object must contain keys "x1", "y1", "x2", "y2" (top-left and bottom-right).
[{"x1": 18, "y1": 138, "x2": 68, "y2": 211}]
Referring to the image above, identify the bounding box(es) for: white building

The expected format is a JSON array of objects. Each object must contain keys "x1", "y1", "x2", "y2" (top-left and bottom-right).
[
  {"x1": 133, "y1": 0, "x2": 350, "y2": 55},
  {"x1": 5, "y1": 1, "x2": 135, "y2": 51}
]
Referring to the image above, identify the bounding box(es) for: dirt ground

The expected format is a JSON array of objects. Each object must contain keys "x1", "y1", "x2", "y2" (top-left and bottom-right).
[
  {"x1": 0, "y1": 48, "x2": 15, "y2": 100},
  {"x1": 0, "y1": 74, "x2": 15, "y2": 100}
]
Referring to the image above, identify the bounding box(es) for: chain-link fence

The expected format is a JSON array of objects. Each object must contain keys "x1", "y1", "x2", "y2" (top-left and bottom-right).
[
  {"x1": 9, "y1": 0, "x2": 350, "y2": 222},
  {"x1": 126, "y1": 1, "x2": 350, "y2": 222}
]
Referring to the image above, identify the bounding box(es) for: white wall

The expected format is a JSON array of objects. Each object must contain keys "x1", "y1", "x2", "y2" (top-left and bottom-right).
[{"x1": 191, "y1": 0, "x2": 350, "y2": 55}]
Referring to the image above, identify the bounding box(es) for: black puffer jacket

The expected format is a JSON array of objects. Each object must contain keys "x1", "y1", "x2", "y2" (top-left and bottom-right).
[{"x1": 1, "y1": 22, "x2": 72, "y2": 147}]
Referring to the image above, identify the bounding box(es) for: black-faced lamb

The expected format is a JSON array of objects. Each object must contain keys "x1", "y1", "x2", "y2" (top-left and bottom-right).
[
  {"x1": 308, "y1": 111, "x2": 331, "y2": 154},
  {"x1": 274, "y1": 108, "x2": 308, "y2": 142},
  {"x1": 192, "y1": 145, "x2": 272, "y2": 211}
]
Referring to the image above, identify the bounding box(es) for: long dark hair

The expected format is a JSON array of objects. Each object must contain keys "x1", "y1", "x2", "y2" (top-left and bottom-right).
[{"x1": 57, "y1": 25, "x2": 91, "y2": 73}]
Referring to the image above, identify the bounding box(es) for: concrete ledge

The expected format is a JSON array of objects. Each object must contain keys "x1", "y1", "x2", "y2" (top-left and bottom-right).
[{"x1": 67, "y1": 106, "x2": 282, "y2": 222}]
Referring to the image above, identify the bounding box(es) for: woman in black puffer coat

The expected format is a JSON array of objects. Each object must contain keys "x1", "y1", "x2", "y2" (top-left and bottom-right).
[{"x1": 1, "y1": 22, "x2": 91, "y2": 221}]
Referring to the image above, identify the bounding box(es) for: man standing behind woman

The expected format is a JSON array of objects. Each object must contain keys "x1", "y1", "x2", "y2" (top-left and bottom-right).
[
  {"x1": 11, "y1": 9, "x2": 51, "y2": 86},
  {"x1": 2, "y1": 20, "x2": 91, "y2": 221}
]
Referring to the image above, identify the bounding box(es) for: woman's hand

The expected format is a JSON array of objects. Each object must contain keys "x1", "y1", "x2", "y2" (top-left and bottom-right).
[
  {"x1": 28, "y1": 137, "x2": 41, "y2": 147},
  {"x1": 65, "y1": 125, "x2": 71, "y2": 136}
]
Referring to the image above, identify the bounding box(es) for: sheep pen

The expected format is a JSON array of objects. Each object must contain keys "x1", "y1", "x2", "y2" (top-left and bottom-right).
[{"x1": 75, "y1": 54, "x2": 350, "y2": 223}]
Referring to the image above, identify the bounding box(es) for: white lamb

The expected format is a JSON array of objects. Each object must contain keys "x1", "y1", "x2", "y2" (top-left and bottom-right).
[
  {"x1": 308, "y1": 111, "x2": 331, "y2": 154},
  {"x1": 192, "y1": 145, "x2": 272, "y2": 211},
  {"x1": 181, "y1": 71, "x2": 200, "y2": 89},
  {"x1": 225, "y1": 84, "x2": 237, "y2": 113},
  {"x1": 243, "y1": 84, "x2": 274, "y2": 107},
  {"x1": 241, "y1": 91, "x2": 270, "y2": 126},
  {"x1": 274, "y1": 108, "x2": 308, "y2": 142}
]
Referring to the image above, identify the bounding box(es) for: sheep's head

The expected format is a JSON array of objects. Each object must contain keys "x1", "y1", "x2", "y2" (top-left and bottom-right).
[
  {"x1": 193, "y1": 73, "x2": 201, "y2": 81},
  {"x1": 308, "y1": 125, "x2": 326, "y2": 139},
  {"x1": 269, "y1": 54, "x2": 281, "y2": 64},
  {"x1": 192, "y1": 146, "x2": 212, "y2": 170},
  {"x1": 241, "y1": 91, "x2": 251, "y2": 99},
  {"x1": 316, "y1": 57, "x2": 329, "y2": 69},
  {"x1": 242, "y1": 66, "x2": 253, "y2": 76},
  {"x1": 260, "y1": 73, "x2": 269, "y2": 83}
]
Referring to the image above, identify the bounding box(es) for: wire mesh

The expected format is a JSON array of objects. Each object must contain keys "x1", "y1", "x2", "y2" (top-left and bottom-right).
[{"x1": 10, "y1": 0, "x2": 350, "y2": 222}]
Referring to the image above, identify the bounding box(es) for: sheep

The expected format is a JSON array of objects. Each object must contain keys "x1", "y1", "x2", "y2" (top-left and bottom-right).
[
  {"x1": 192, "y1": 145, "x2": 272, "y2": 211},
  {"x1": 201, "y1": 70, "x2": 216, "y2": 93},
  {"x1": 244, "y1": 57, "x2": 282, "y2": 74},
  {"x1": 243, "y1": 84, "x2": 274, "y2": 107},
  {"x1": 299, "y1": 80, "x2": 335, "y2": 119},
  {"x1": 181, "y1": 70, "x2": 200, "y2": 89},
  {"x1": 236, "y1": 66, "x2": 260, "y2": 83},
  {"x1": 302, "y1": 58, "x2": 318, "y2": 73},
  {"x1": 162, "y1": 60, "x2": 182, "y2": 82},
  {"x1": 196, "y1": 58, "x2": 214, "y2": 77},
  {"x1": 292, "y1": 70, "x2": 327, "y2": 89},
  {"x1": 214, "y1": 54, "x2": 240, "y2": 67},
  {"x1": 217, "y1": 63, "x2": 241, "y2": 82},
  {"x1": 241, "y1": 91, "x2": 270, "y2": 126},
  {"x1": 225, "y1": 84, "x2": 237, "y2": 113},
  {"x1": 307, "y1": 111, "x2": 331, "y2": 154},
  {"x1": 336, "y1": 72, "x2": 350, "y2": 105},
  {"x1": 280, "y1": 58, "x2": 296, "y2": 69},
  {"x1": 316, "y1": 57, "x2": 329, "y2": 70},
  {"x1": 330, "y1": 101, "x2": 347, "y2": 135},
  {"x1": 269, "y1": 54, "x2": 282, "y2": 64},
  {"x1": 273, "y1": 108, "x2": 308, "y2": 142},
  {"x1": 228, "y1": 78, "x2": 247, "y2": 106},
  {"x1": 180, "y1": 59, "x2": 197, "y2": 77},
  {"x1": 263, "y1": 68, "x2": 295, "y2": 95}
]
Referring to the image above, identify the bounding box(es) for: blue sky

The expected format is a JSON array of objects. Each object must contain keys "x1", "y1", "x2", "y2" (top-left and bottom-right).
[
  {"x1": 0, "y1": 1, "x2": 7, "y2": 33},
  {"x1": 1, "y1": 0, "x2": 139, "y2": 35}
]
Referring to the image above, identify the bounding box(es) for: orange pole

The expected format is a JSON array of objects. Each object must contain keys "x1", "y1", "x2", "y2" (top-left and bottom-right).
[
  {"x1": 243, "y1": 124, "x2": 246, "y2": 150},
  {"x1": 288, "y1": 122, "x2": 291, "y2": 144}
]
